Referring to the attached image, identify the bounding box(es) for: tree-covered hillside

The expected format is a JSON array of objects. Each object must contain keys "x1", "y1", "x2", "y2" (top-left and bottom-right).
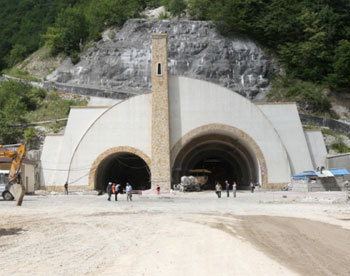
[
  {"x1": 0, "y1": 0, "x2": 79, "y2": 70},
  {"x1": 0, "y1": 0, "x2": 349, "y2": 92}
]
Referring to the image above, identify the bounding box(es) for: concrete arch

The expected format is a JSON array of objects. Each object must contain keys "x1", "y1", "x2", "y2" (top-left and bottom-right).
[
  {"x1": 88, "y1": 146, "x2": 151, "y2": 190},
  {"x1": 171, "y1": 124, "x2": 268, "y2": 188}
]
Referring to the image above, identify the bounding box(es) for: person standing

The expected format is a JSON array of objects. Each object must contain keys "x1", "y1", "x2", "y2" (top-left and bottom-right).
[
  {"x1": 225, "y1": 180, "x2": 230, "y2": 197},
  {"x1": 126, "y1": 182, "x2": 133, "y2": 201},
  {"x1": 250, "y1": 182, "x2": 255, "y2": 193},
  {"x1": 156, "y1": 184, "x2": 160, "y2": 195},
  {"x1": 64, "y1": 181, "x2": 68, "y2": 195},
  {"x1": 232, "y1": 181, "x2": 237, "y2": 198},
  {"x1": 115, "y1": 183, "x2": 121, "y2": 201},
  {"x1": 106, "y1": 182, "x2": 112, "y2": 201},
  {"x1": 215, "y1": 181, "x2": 222, "y2": 198}
]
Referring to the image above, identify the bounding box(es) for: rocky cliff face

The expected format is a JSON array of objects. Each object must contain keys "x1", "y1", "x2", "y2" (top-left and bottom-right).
[{"x1": 48, "y1": 19, "x2": 279, "y2": 100}]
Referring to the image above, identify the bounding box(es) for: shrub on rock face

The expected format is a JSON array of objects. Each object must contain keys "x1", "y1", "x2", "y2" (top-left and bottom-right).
[
  {"x1": 268, "y1": 76, "x2": 331, "y2": 115},
  {"x1": 331, "y1": 138, "x2": 350, "y2": 153}
]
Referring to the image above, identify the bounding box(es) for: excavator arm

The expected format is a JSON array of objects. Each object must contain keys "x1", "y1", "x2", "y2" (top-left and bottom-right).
[{"x1": 0, "y1": 144, "x2": 26, "y2": 206}]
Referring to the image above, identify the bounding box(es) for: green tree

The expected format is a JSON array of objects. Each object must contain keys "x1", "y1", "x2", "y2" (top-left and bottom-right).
[
  {"x1": 0, "y1": 80, "x2": 42, "y2": 111},
  {"x1": 24, "y1": 127, "x2": 36, "y2": 143},
  {"x1": 164, "y1": 0, "x2": 187, "y2": 17},
  {"x1": 0, "y1": 97, "x2": 26, "y2": 144},
  {"x1": 188, "y1": 0, "x2": 215, "y2": 20},
  {"x1": 278, "y1": 8, "x2": 334, "y2": 81},
  {"x1": 44, "y1": 6, "x2": 88, "y2": 55},
  {"x1": 5, "y1": 44, "x2": 27, "y2": 67},
  {"x1": 327, "y1": 40, "x2": 350, "y2": 91},
  {"x1": 86, "y1": 0, "x2": 142, "y2": 40},
  {"x1": 0, "y1": 0, "x2": 78, "y2": 70}
]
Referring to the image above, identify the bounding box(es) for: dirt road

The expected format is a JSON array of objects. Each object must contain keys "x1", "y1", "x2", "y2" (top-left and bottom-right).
[{"x1": 1, "y1": 192, "x2": 350, "y2": 275}]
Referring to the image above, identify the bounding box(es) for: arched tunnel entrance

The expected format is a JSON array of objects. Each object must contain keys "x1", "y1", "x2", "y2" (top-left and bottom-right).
[
  {"x1": 95, "y1": 152, "x2": 151, "y2": 191},
  {"x1": 172, "y1": 134, "x2": 260, "y2": 190}
]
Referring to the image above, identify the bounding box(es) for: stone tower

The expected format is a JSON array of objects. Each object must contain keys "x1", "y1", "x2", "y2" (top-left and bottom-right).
[{"x1": 151, "y1": 33, "x2": 171, "y2": 190}]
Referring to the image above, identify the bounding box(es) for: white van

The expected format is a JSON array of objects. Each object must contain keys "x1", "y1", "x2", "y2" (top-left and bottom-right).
[{"x1": 0, "y1": 170, "x2": 14, "y2": 200}]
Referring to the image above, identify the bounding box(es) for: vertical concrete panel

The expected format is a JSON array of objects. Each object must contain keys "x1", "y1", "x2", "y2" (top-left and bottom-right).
[
  {"x1": 257, "y1": 104, "x2": 314, "y2": 174},
  {"x1": 304, "y1": 130, "x2": 327, "y2": 169},
  {"x1": 40, "y1": 135, "x2": 64, "y2": 187}
]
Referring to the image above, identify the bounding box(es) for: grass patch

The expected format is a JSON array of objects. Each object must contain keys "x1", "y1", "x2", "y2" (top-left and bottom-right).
[
  {"x1": 303, "y1": 124, "x2": 321, "y2": 130},
  {"x1": 25, "y1": 91, "x2": 88, "y2": 123},
  {"x1": 321, "y1": 128, "x2": 339, "y2": 137},
  {"x1": 3, "y1": 68, "x2": 40, "y2": 82},
  {"x1": 331, "y1": 138, "x2": 350, "y2": 153},
  {"x1": 321, "y1": 127, "x2": 350, "y2": 153}
]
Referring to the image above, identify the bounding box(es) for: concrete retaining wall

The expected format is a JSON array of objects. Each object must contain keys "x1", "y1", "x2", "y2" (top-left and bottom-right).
[
  {"x1": 300, "y1": 114, "x2": 350, "y2": 134},
  {"x1": 327, "y1": 153, "x2": 350, "y2": 172}
]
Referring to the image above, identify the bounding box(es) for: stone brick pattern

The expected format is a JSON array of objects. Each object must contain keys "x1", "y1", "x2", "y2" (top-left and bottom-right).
[{"x1": 151, "y1": 34, "x2": 171, "y2": 190}]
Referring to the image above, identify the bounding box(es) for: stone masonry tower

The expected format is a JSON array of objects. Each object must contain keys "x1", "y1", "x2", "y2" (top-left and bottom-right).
[{"x1": 151, "y1": 33, "x2": 171, "y2": 190}]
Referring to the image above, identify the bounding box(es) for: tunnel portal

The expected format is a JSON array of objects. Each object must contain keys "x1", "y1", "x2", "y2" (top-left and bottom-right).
[
  {"x1": 172, "y1": 134, "x2": 259, "y2": 190},
  {"x1": 95, "y1": 152, "x2": 151, "y2": 191}
]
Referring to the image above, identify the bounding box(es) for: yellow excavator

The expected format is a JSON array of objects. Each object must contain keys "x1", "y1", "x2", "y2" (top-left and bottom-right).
[{"x1": 0, "y1": 144, "x2": 26, "y2": 206}]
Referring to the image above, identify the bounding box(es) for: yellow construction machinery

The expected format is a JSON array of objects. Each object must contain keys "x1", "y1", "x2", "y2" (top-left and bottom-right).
[{"x1": 0, "y1": 144, "x2": 26, "y2": 206}]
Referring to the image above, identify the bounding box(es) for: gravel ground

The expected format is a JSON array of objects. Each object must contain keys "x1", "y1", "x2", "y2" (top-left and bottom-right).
[{"x1": 1, "y1": 191, "x2": 350, "y2": 276}]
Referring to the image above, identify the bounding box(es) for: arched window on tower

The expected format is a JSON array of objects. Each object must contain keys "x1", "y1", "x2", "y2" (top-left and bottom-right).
[{"x1": 157, "y1": 63, "x2": 162, "y2": 76}]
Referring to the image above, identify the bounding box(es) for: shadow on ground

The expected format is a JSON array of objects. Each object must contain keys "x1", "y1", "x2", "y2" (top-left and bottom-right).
[{"x1": 0, "y1": 228, "x2": 24, "y2": 237}]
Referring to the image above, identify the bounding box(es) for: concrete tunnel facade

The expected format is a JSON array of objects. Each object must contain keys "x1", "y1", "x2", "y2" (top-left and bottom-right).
[{"x1": 40, "y1": 34, "x2": 320, "y2": 192}]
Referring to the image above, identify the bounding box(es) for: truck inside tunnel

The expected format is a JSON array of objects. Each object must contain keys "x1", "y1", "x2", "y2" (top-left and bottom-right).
[
  {"x1": 95, "y1": 152, "x2": 151, "y2": 191},
  {"x1": 172, "y1": 134, "x2": 259, "y2": 190}
]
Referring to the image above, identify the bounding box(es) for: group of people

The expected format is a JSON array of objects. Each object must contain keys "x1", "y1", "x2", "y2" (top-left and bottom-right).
[
  {"x1": 65, "y1": 179, "x2": 259, "y2": 200},
  {"x1": 106, "y1": 182, "x2": 133, "y2": 201},
  {"x1": 215, "y1": 180, "x2": 258, "y2": 198},
  {"x1": 215, "y1": 180, "x2": 237, "y2": 198}
]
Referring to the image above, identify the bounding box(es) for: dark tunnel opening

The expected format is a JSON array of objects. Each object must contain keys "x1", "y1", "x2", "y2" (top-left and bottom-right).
[
  {"x1": 95, "y1": 152, "x2": 151, "y2": 191},
  {"x1": 172, "y1": 134, "x2": 259, "y2": 190}
]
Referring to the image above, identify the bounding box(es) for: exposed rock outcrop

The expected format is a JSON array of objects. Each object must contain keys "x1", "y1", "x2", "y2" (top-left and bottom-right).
[{"x1": 48, "y1": 19, "x2": 279, "y2": 100}]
